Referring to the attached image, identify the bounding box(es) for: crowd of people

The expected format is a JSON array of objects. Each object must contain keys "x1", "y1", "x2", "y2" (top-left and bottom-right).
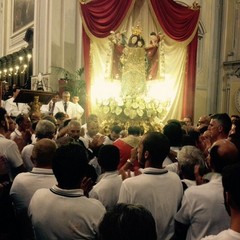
[{"x1": 0, "y1": 87, "x2": 240, "y2": 240}]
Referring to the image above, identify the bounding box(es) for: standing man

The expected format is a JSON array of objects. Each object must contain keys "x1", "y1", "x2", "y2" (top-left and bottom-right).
[
  {"x1": 0, "y1": 107, "x2": 25, "y2": 182},
  {"x1": 10, "y1": 139, "x2": 57, "y2": 240},
  {"x1": 53, "y1": 91, "x2": 77, "y2": 119},
  {"x1": 208, "y1": 113, "x2": 232, "y2": 143},
  {"x1": 5, "y1": 87, "x2": 30, "y2": 118},
  {"x1": 201, "y1": 163, "x2": 240, "y2": 240},
  {"x1": 29, "y1": 143, "x2": 106, "y2": 239},
  {"x1": 118, "y1": 132, "x2": 183, "y2": 240},
  {"x1": 40, "y1": 92, "x2": 60, "y2": 115},
  {"x1": 72, "y1": 96, "x2": 84, "y2": 122},
  {"x1": 174, "y1": 139, "x2": 239, "y2": 240},
  {"x1": 113, "y1": 126, "x2": 141, "y2": 170}
]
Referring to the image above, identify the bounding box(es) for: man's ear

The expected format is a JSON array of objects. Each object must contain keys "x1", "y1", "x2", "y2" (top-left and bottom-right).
[
  {"x1": 0, "y1": 120, "x2": 5, "y2": 128},
  {"x1": 144, "y1": 150, "x2": 149, "y2": 159},
  {"x1": 218, "y1": 125, "x2": 223, "y2": 133}
]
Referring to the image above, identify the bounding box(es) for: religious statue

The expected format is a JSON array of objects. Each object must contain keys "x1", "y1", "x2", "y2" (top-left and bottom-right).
[
  {"x1": 29, "y1": 95, "x2": 42, "y2": 120},
  {"x1": 109, "y1": 31, "x2": 127, "y2": 80},
  {"x1": 145, "y1": 32, "x2": 161, "y2": 80},
  {"x1": 109, "y1": 26, "x2": 163, "y2": 94},
  {"x1": 120, "y1": 25, "x2": 147, "y2": 98}
]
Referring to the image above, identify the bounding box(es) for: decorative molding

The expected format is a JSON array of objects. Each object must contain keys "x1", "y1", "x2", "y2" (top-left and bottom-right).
[
  {"x1": 235, "y1": 88, "x2": 240, "y2": 113},
  {"x1": 223, "y1": 60, "x2": 240, "y2": 78}
]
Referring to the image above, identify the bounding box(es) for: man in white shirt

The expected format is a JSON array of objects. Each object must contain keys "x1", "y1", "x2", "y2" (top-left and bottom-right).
[
  {"x1": 40, "y1": 92, "x2": 60, "y2": 115},
  {"x1": 201, "y1": 163, "x2": 240, "y2": 240},
  {"x1": 118, "y1": 132, "x2": 183, "y2": 240},
  {"x1": 53, "y1": 91, "x2": 77, "y2": 119},
  {"x1": 72, "y1": 96, "x2": 84, "y2": 121},
  {"x1": 0, "y1": 107, "x2": 25, "y2": 181},
  {"x1": 89, "y1": 145, "x2": 122, "y2": 210},
  {"x1": 174, "y1": 139, "x2": 239, "y2": 240},
  {"x1": 5, "y1": 88, "x2": 30, "y2": 118},
  {"x1": 10, "y1": 139, "x2": 57, "y2": 240},
  {"x1": 21, "y1": 119, "x2": 56, "y2": 171},
  {"x1": 29, "y1": 143, "x2": 106, "y2": 240}
]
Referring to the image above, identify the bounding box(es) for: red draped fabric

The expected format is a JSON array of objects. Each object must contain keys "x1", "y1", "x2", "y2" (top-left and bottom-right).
[
  {"x1": 149, "y1": 0, "x2": 199, "y2": 41},
  {"x1": 183, "y1": 34, "x2": 198, "y2": 118},
  {"x1": 149, "y1": 0, "x2": 200, "y2": 118},
  {"x1": 80, "y1": 0, "x2": 134, "y2": 38},
  {"x1": 80, "y1": 0, "x2": 200, "y2": 118},
  {"x1": 82, "y1": 29, "x2": 91, "y2": 116}
]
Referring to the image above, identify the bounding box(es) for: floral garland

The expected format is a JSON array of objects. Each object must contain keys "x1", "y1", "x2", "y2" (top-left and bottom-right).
[{"x1": 97, "y1": 96, "x2": 170, "y2": 132}]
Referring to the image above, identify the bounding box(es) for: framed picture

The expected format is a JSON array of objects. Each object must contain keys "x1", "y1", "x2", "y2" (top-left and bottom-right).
[{"x1": 13, "y1": 0, "x2": 35, "y2": 34}]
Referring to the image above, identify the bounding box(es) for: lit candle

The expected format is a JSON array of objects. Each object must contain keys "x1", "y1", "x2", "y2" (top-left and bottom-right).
[
  {"x1": 19, "y1": 56, "x2": 23, "y2": 63},
  {"x1": 27, "y1": 54, "x2": 32, "y2": 61}
]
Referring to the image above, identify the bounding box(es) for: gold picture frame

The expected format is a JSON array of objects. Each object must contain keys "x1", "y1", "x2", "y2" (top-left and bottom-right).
[{"x1": 12, "y1": 0, "x2": 34, "y2": 34}]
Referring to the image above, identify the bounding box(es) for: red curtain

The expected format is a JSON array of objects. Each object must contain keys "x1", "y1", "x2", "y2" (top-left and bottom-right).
[
  {"x1": 183, "y1": 34, "x2": 198, "y2": 118},
  {"x1": 82, "y1": 29, "x2": 91, "y2": 116},
  {"x1": 150, "y1": 0, "x2": 199, "y2": 41},
  {"x1": 80, "y1": 0, "x2": 200, "y2": 118},
  {"x1": 80, "y1": 0, "x2": 133, "y2": 38},
  {"x1": 149, "y1": 0, "x2": 200, "y2": 118}
]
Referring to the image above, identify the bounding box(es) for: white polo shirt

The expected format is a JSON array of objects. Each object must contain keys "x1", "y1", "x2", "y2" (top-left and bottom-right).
[
  {"x1": 21, "y1": 143, "x2": 34, "y2": 172},
  {"x1": 175, "y1": 173, "x2": 230, "y2": 240},
  {"x1": 10, "y1": 168, "x2": 56, "y2": 214},
  {"x1": 0, "y1": 134, "x2": 23, "y2": 181},
  {"x1": 29, "y1": 185, "x2": 106, "y2": 240},
  {"x1": 201, "y1": 229, "x2": 240, "y2": 240},
  {"x1": 118, "y1": 167, "x2": 183, "y2": 240},
  {"x1": 89, "y1": 170, "x2": 122, "y2": 210}
]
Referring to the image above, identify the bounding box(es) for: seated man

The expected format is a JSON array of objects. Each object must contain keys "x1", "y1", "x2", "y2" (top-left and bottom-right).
[{"x1": 28, "y1": 143, "x2": 106, "y2": 240}]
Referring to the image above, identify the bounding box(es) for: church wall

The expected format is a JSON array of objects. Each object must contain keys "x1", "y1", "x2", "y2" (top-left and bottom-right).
[
  {"x1": 50, "y1": 0, "x2": 82, "y2": 91},
  {"x1": 33, "y1": 0, "x2": 82, "y2": 91},
  {"x1": 194, "y1": 0, "x2": 240, "y2": 123},
  {"x1": 219, "y1": 1, "x2": 240, "y2": 117},
  {"x1": 194, "y1": 0, "x2": 223, "y2": 123}
]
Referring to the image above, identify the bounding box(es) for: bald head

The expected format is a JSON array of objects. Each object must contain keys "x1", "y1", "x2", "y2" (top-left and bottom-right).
[
  {"x1": 68, "y1": 120, "x2": 81, "y2": 140},
  {"x1": 31, "y1": 138, "x2": 57, "y2": 167},
  {"x1": 209, "y1": 139, "x2": 239, "y2": 173}
]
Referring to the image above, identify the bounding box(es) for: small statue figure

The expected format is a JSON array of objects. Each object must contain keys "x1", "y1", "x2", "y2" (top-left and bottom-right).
[{"x1": 145, "y1": 32, "x2": 161, "y2": 80}]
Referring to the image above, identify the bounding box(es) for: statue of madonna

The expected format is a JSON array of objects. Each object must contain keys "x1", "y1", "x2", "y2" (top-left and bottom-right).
[{"x1": 120, "y1": 28, "x2": 147, "y2": 98}]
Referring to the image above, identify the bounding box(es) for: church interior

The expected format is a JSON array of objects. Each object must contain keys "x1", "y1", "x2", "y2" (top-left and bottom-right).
[
  {"x1": 1, "y1": 1, "x2": 240, "y2": 240},
  {"x1": 0, "y1": 0, "x2": 239, "y2": 127}
]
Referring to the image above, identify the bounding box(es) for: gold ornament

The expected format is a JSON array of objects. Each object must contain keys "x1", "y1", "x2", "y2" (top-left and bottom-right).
[{"x1": 131, "y1": 25, "x2": 142, "y2": 36}]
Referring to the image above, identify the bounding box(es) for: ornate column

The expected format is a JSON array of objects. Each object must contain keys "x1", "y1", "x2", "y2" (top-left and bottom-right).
[{"x1": 223, "y1": 60, "x2": 240, "y2": 115}]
